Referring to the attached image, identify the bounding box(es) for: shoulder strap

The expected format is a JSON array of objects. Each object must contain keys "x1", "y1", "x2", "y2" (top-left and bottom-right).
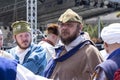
[
  {"x1": 55, "y1": 40, "x2": 94, "y2": 62},
  {"x1": 43, "y1": 40, "x2": 94, "y2": 78}
]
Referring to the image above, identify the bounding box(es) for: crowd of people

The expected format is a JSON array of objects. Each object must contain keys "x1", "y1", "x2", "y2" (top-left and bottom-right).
[{"x1": 0, "y1": 8, "x2": 120, "y2": 80}]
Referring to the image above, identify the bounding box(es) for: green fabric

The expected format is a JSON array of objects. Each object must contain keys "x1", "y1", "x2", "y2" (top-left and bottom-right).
[
  {"x1": 58, "y1": 9, "x2": 82, "y2": 23},
  {"x1": 11, "y1": 21, "x2": 31, "y2": 35}
]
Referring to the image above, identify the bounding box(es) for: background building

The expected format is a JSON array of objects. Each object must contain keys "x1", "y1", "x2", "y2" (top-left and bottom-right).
[{"x1": 0, "y1": 0, "x2": 120, "y2": 49}]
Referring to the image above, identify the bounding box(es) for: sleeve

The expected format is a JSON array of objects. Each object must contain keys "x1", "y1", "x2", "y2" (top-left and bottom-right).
[
  {"x1": 45, "y1": 46, "x2": 55, "y2": 62},
  {"x1": 16, "y1": 64, "x2": 51, "y2": 80},
  {"x1": 39, "y1": 42, "x2": 55, "y2": 62},
  {"x1": 22, "y1": 45, "x2": 47, "y2": 76},
  {"x1": 86, "y1": 45, "x2": 103, "y2": 73},
  {"x1": 91, "y1": 67, "x2": 108, "y2": 80}
]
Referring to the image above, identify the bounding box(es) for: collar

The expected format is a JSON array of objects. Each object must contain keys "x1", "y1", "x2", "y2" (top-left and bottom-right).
[
  {"x1": 65, "y1": 35, "x2": 85, "y2": 51},
  {"x1": 42, "y1": 38, "x2": 55, "y2": 46},
  {"x1": 107, "y1": 48, "x2": 120, "y2": 59},
  {"x1": 15, "y1": 46, "x2": 30, "y2": 54}
]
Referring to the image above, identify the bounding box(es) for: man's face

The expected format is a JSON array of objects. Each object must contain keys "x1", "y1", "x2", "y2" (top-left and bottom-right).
[
  {"x1": 15, "y1": 32, "x2": 31, "y2": 49},
  {"x1": 59, "y1": 22, "x2": 81, "y2": 45}
]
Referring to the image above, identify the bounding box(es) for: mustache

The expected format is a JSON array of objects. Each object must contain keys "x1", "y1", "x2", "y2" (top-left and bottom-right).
[
  {"x1": 22, "y1": 40, "x2": 28, "y2": 43},
  {"x1": 61, "y1": 30, "x2": 69, "y2": 34}
]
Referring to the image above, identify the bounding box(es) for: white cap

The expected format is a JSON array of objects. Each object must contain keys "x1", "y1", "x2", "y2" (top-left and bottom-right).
[
  {"x1": 0, "y1": 29, "x2": 2, "y2": 35},
  {"x1": 101, "y1": 23, "x2": 120, "y2": 44}
]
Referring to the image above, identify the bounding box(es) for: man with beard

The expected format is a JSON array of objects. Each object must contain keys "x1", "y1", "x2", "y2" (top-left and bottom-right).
[
  {"x1": 43, "y1": 9, "x2": 103, "y2": 80},
  {"x1": 7, "y1": 21, "x2": 47, "y2": 76}
]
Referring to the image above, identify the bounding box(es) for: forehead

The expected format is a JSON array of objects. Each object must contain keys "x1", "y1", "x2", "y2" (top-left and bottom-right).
[
  {"x1": 16, "y1": 32, "x2": 30, "y2": 36},
  {"x1": 58, "y1": 21, "x2": 80, "y2": 25}
]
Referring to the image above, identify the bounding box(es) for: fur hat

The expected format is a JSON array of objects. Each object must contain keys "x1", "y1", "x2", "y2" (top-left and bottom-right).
[
  {"x1": 58, "y1": 9, "x2": 82, "y2": 24},
  {"x1": 11, "y1": 21, "x2": 31, "y2": 35}
]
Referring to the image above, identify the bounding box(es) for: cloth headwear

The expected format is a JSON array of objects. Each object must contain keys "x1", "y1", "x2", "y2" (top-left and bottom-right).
[
  {"x1": 11, "y1": 21, "x2": 31, "y2": 35},
  {"x1": 58, "y1": 9, "x2": 82, "y2": 24},
  {"x1": 101, "y1": 23, "x2": 120, "y2": 44},
  {"x1": 0, "y1": 29, "x2": 3, "y2": 35}
]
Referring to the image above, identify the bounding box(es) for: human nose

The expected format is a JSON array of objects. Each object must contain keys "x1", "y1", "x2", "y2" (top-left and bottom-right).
[
  {"x1": 21, "y1": 35, "x2": 28, "y2": 40},
  {"x1": 60, "y1": 25, "x2": 68, "y2": 29}
]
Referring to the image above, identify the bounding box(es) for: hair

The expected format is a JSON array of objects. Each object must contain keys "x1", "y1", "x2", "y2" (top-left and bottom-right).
[{"x1": 46, "y1": 23, "x2": 59, "y2": 36}]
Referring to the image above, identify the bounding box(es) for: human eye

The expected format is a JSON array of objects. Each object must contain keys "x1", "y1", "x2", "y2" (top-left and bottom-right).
[
  {"x1": 19, "y1": 35, "x2": 22, "y2": 38},
  {"x1": 25, "y1": 33, "x2": 30, "y2": 37},
  {"x1": 66, "y1": 23, "x2": 74, "y2": 27}
]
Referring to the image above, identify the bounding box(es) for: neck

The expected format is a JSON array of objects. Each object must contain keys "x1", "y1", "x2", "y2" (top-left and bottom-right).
[
  {"x1": 106, "y1": 43, "x2": 120, "y2": 54},
  {"x1": 17, "y1": 46, "x2": 26, "y2": 53}
]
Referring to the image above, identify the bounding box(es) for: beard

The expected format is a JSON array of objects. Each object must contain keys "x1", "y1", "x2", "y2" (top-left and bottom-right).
[
  {"x1": 60, "y1": 27, "x2": 79, "y2": 45},
  {"x1": 16, "y1": 40, "x2": 31, "y2": 49}
]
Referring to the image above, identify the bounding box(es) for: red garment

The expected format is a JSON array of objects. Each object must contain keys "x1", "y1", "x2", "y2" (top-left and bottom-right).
[
  {"x1": 41, "y1": 38, "x2": 54, "y2": 46},
  {"x1": 114, "y1": 69, "x2": 120, "y2": 80}
]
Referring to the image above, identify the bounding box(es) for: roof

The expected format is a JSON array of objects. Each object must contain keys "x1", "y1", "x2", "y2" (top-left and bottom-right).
[
  {"x1": 85, "y1": 10, "x2": 120, "y2": 24},
  {"x1": 109, "y1": 0, "x2": 120, "y2": 3},
  {"x1": 0, "y1": 0, "x2": 22, "y2": 8}
]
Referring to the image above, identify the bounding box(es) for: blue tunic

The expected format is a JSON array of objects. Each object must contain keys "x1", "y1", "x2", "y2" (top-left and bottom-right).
[
  {"x1": 0, "y1": 57, "x2": 17, "y2": 80},
  {"x1": 96, "y1": 48, "x2": 120, "y2": 80},
  {"x1": 7, "y1": 43, "x2": 47, "y2": 76}
]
